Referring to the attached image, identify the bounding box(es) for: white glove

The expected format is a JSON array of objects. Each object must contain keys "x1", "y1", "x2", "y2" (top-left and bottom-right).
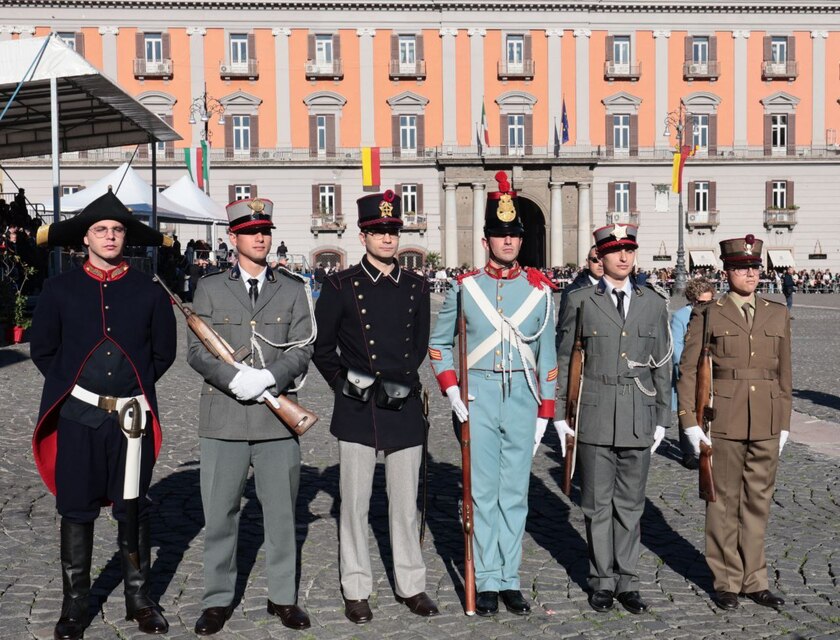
[
  {"x1": 779, "y1": 430, "x2": 790, "y2": 455},
  {"x1": 445, "y1": 385, "x2": 470, "y2": 423},
  {"x1": 651, "y1": 425, "x2": 666, "y2": 453},
  {"x1": 683, "y1": 426, "x2": 712, "y2": 457},
  {"x1": 532, "y1": 417, "x2": 549, "y2": 456},
  {"x1": 229, "y1": 365, "x2": 275, "y2": 402},
  {"x1": 554, "y1": 419, "x2": 575, "y2": 457}
]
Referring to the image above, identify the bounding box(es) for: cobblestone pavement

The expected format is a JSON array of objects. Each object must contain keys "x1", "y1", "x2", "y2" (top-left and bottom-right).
[{"x1": 1, "y1": 293, "x2": 838, "y2": 640}]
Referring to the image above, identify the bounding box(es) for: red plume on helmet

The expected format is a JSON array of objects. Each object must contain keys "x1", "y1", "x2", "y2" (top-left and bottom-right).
[
  {"x1": 494, "y1": 171, "x2": 511, "y2": 193},
  {"x1": 745, "y1": 233, "x2": 755, "y2": 245},
  {"x1": 383, "y1": 189, "x2": 395, "y2": 202}
]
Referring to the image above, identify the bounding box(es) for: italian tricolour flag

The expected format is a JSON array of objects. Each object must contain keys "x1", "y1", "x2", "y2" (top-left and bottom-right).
[{"x1": 185, "y1": 140, "x2": 209, "y2": 190}]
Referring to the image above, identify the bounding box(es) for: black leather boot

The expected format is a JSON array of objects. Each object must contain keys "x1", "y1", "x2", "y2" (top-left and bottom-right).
[
  {"x1": 54, "y1": 518, "x2": 94, "y2": 640},
  {"x1": 118, "y1": 519, "x2": 168, "y2": 634}
]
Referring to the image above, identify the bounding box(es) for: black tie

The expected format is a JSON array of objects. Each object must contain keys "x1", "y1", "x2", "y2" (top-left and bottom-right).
[
  {"x1": 248, "y1": 278, "x2": 259, "y2": 308},
  {"x1": 613, "y1": 289, "x2": 626, "y2": 320}
]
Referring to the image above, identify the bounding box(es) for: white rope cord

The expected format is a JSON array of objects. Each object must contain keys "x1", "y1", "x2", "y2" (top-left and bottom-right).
[
  {"x1": 625, "y1": 282, "x2": 673, "y2": 397},
  {"x1": 497, "y1": 288, "x2": 553, "y2": 403}
]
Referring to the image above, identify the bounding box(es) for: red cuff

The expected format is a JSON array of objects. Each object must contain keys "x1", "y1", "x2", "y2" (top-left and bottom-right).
[
  {"x1": 436, "y1": 369, "x2": 458, "y2": 395},
  {"x1": 538, "y1": 399, "x2": 555, "y2": 419}
]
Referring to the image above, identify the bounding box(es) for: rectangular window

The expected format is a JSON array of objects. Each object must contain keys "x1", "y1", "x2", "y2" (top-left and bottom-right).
[
  {"x1": 613, "y1": 36, "x2": 630, "y2": 68},
  {"x1": 506, "y1": 35, "x2": 524, "y2": 70},
  {"x1": 230, "y1": 34, "x2": 249, "y2": 65},
  {"x1": 692, "y1": 37, "x2": 709, "y2": 64},
  {"x1": 615, "y1": 182, "x2": 630, "y2": 213},
  {"x1": 693, "y1": 114, "x2": 709, "y2": 149},
  {"x1": 400, "y1": 115, "x2": 417, "y2": 151},
  {"x1": 613, "y1": 114, "x2": 630, "y2": 151},
  {"x1": 316, "y1": 115, "x2": 327, "y2": 153},
  {"x1": 234, "y1": 184, "x2": 251, "y2": 200},
  {"x1": 771, "y1": 114, "x2": 787, "y2": 149},
  {"x1": 319, "y1": 185, "x2": 336, "y2": 219},
  {"x1": 772, "y1": 181, "x2": 787, "y2": 209},
  {"x1": 402, "y1": 184, "x2": 418, "y2": 217},
  {"x1": 315, "y1": 35, "x2": 333, "y2": 65},
  {"x1": 145, "y1": 33, "x2": 162, "y2": 63},
  {"x1": 232, "y1": 115, "x2": 251, "y2": 152},
  {"x1": 507, "y1": 114, "x2": 525, "y2": 154},
  {"x1": 399, "y1": 36, "x2": 416, "y2": 66},
  {"x1": 694, "y1": 181, "x2": 709, "y2": 212},
  {"x1": 771, "y1": 37, "x2": 787, "y2": 64},
  {"x1": 62, "y1": 185, "x2": 81, "y2": 196},
  {"x1": 57, "y1": 32, "x2": 76, "y2": 51}
]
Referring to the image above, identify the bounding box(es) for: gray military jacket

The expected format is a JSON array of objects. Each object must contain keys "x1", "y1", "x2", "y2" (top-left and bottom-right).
[
  {"x1": 556, "y1": 280, "x2": 671, "y2": 447},
  {"x1": 187, "y1": 264, "x2": 314, "y2": 440}
]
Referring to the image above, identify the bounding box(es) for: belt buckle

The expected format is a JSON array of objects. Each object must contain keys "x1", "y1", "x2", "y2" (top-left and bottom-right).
[{"x1": 98, "y1": 395, "x2": 118, "y2": 412}]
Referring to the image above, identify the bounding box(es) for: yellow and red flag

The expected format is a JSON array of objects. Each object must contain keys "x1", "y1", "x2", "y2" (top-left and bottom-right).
[
  {"x1": 671, "y1": 144, "x2": 696, "y2": 193},
  {"x1": 361, "y1": 147, "x2": 380, "y2": 188}
]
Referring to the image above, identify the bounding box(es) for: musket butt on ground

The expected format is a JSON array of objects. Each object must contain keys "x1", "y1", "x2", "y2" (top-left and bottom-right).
[{"x1": 465, "y1": 610, "x2": 476, "y2": 616}]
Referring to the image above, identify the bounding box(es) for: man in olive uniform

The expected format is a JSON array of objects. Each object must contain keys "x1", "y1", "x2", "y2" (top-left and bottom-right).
[
  {"x1": 554, "y1": 224, "x2": 671, "y2": 615},
  {"x1": 677, "y1": 235, "x2": 791, "y2": 611},
  {"x1": 313, "y1": 189, "x2": 438, "y2": 624},
  {"x1": 187, "y1": 198, "x2": 316, "y2": 634}
]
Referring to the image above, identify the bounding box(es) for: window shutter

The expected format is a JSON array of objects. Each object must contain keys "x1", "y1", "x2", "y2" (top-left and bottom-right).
[
  {"x1": 391, "y1": 33, "x2": 399, "y2": 65},
  {"x1": 392, "y1": 114, "x2": 401, "y2": 158},
  {"x1": 395, "y1": 183, "x2": 403, "y2": 197},
  {"x1": 630, "y1": 182, "x2": 637, "y2": 212},
  {"x1": 629, "y1": 114, "x2": 638, "y2": 156},
  {"x1": 763, "y1": 36, "x2": 771, "y2": 62},
  {"x1": 523, "y1": 33, "x2": 532, "y2": 61},
  {"x1": 416, "y1": 33, "x2": 424, "y2": 63},
  {"x1": 786, "y1": 113, "x2": 796, "y2": 155},
  {"x1": 684, "y1": 114, "x2": 694, "y2": 146},
  {"x1": 162, "y1": 32, "x2": 171, "y2": 60},
  {"x1": 164, "y1": 115, "x2": 174, "y2": 159},
  {"x1": 333, "y1": 33, "x2": 341, "y2": 62},
  {"x1": 312, "y1": 184, "x2": 320, "y2": 216},
  {"x1": 250, "y1": 185, "x2": 258, "y2": 198},
  {"x1": 765, "y1": 181, "x2": 772, "y2": 209},
  {"x1": 605, "y1": 35, "x2": 614, "y2": 63},
  {"x1": 138, "y1": 141, "x2": 148, "y2": 159},
  {"x1": 500, "y1": 114, "x2": 508, "y2": 155},
  {"x1": 787, "y1": 35, "x2": 795, "y2": 61},
  {"x1": 249, "y1": 114, "x2": 260, "y2": 159},
  {"x1": 708, "y1": 114, "x2": 718, "y2": 155},
  {"x1": 524, "y1": 114, "x2": 533, "y2": 155},
  {"x1": 417, "y1": 114, "x2": 425, "y2": 154},
  {"x1": 75, "y1": 32, "x2": 85, "y2": 57},
  {"x1": 247, "y1": 33, "x2": 256, "y2": 61},
  {"x1": 763, "y1": 114, "x2": 771, "y2": 156},
  {"x1": 135, "y1": 31, "x2": 145, "y2": 73},
  {"x1": 417, "y1": 184, "x2": 424, "y2": 213},
  {"x1": 307, "y1": 34, "x2": 315, "y2": 61},
  {"x1": 786, "y1": 180, "x2": 794, "y2": 207},
  {"x1": 335, "y1": 184, "x2": 343, "y2": 218},
  {"x1": 225, "y1": 118, "x2": 234, "y2": 158},
  {"x1": 229, "y1": 185, "x2": 237, "y2": 203},
  {"x1": 687, "y1": 182, "x2": 696, "y2": 211},
  {"x1": 308, "y1": 115, "x2": 318, "y2": 157},
  {"x1": 606, "y1": 114, "x2": 614, "y2": 156},
  {"x1": 709, "y1": 182, "x2": 717, "y2": 211},
  {"x1": 709, "y1": 35, "x2": 717, "y2": 63},
  {"x1": 608, "y1": 182, "x2": 616, "y2": 211},
  {"x1": 326, "y1": 114, "x2": 336, "y2": 158},
  {"x1": 684, "y1": 35, "x2": 693, "y2": 63}
]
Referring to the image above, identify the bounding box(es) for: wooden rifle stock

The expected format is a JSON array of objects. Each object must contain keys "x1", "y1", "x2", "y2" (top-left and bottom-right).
[
  {"x1": 562, "y1": 303, "x2": 585, "y2": 496},
  {"x1": 695, "y1": 307, "x2": 716, "y2": 502},
  {"x1": 457, "y1": 293, "x2": 476, "y2": 616},
  {"x1": 152, "y1": 276, "x2": 318, "y2": 436}
]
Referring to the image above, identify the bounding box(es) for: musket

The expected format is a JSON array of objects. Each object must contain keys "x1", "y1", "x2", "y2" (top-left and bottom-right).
[
  {"x1": 153, "y1": 276, "x2": 318, "y2": 436},
  {"x1": 562, "y1": 302, "x2": 585, "y2": 497},
  {"x1": 119, "y1": 398, "x2": 144, "y2": 570},
  {"x1": 695, "y1": 306, "x2": 716, "y2": 502},
  {"x1": 419, "y1": 389, "x2": 430, "y2": 545},
  {"x1": 457, "y1": 290, "x2": 476, "y2": 616}
]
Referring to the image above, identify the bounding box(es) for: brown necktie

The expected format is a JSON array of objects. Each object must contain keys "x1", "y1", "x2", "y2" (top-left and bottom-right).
[{"x1": 742, "y1": 302, "x2": 753, "y2": 328}]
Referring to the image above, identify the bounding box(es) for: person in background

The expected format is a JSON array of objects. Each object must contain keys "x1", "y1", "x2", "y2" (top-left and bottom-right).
[{"x1": 781, "y1": 267, "x2": 795, "y2": 317}]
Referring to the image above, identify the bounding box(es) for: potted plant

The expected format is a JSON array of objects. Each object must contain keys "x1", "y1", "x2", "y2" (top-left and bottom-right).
[{"x1": 5, "y1": 255, "x2": 36, "y2": 344}]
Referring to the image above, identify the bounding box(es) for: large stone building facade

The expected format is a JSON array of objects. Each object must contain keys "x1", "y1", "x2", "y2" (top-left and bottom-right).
[{"x1": 3, "y1": 1, "x2": 840, "y2": 270}]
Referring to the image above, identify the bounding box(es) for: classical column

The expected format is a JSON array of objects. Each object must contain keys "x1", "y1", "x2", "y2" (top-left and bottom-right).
[
  {"x1": 653, "y1": 30, "x2": 671, "y2": 151},
  {"x1": 812, "y1": 31, "x2": 828, "y2": 148},
  {"x1": 186, "y1": 27, "x2": 207, "y2": 147},
  {"x1": 472, "y1": 182, "x2": 486, "y2": 268},
  {"x1": 550, "y1": 181, "x2": 564, "y2": 267},
  {"x1": 468, "y1": 28, "x2": 486, "y2": 147},
  {"x1": 546, "y1": 29, "x2": 563, "y2": 142},
  {"x1": 98, "y1": 26, "x2": 119, "y2": 81},
  {"x1": 357, "y1": 28, "x2": 376, "y2": 147},
  {"x1": 272, "y1": 28, "x2": 292, "y2": 149},
  {"x1": 573, "y1": 29, "x2": 591, "y2": 148},
  {"x1": 444, "y1": 183, "x2": 459, "y2": 268},
  {"x1": 439, "y1": 28, "x2": 458, "y2": 148},
  {"x1": 733, "y1": 30, "x2": 750, "y2": 149},
  {"x1": 577, "y1": 182, "x2": 591, "y2": 265}
]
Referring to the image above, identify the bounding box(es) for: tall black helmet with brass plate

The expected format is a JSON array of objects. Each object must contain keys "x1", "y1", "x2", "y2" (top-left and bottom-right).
[{"x1": 484, "y1": 171, "x2": 524, "y2": 237}]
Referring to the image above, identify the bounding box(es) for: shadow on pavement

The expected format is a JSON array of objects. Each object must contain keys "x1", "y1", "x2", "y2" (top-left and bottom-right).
[
  {"x1": 792, "y1": 388, "x2": 840, "y2": 411},
  {"x1": 0, "y1": 348, "x2": 29, "y2": 368}
]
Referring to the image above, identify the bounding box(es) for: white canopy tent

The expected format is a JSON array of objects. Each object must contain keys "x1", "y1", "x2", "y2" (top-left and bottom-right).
[{"x1": 161, "y1": 175, "x2": 227, "y2": 224}]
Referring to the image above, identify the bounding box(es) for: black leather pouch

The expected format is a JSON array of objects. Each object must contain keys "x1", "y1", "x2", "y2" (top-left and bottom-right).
[
  {"x1": 342, "y1": 368, "x2": 377, "y2": 403},
  {"x1": 375, "y1": 379, "x2": 413, "y2": 411}
]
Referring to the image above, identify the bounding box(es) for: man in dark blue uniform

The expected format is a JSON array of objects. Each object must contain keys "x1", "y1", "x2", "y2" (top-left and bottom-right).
[
  {"x1": 313, "y1": 189, "x2": 438, "y2": 624},
  {"x1": 31, "y1": 191, "x2": 176, "y2": 640}
]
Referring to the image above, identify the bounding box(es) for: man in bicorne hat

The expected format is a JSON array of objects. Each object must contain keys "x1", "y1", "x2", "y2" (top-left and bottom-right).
[
  {"x1": 429, "y1": 172, "x2": 557, "y2": 616},
  {"x1": 30, "y1": 190, "x2": 176, "y2": 639},
  {"x1": 677, "y1": 235, "x2": 791, "y2": 612},
  {"x1": 313, "y1": 189, "x2": 437, "y2": 624},
  {"x1": 188, "y1": 197, "x2": 315, "y2": 634},
  {"x1": 554, "y1": 223, "x2": 671, "y2": 615}
]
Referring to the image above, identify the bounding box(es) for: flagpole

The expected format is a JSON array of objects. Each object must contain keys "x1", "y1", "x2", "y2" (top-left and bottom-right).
[{"x1": 664, "y1": 103, "x2": 689, "y2": 297}]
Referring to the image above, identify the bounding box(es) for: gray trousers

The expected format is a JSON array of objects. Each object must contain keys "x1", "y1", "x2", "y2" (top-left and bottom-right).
[
  {"x1": 338, "y1": 440, "x2": 426, "y2": 600},
  {"x1": 199, "y1": 437, "x2": 300, "y2": 607},
  {"x1": 578, "y1": 443, "x2": 650, "y2": 594}
]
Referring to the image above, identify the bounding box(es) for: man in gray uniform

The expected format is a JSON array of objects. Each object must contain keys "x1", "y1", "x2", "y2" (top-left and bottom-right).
[
  {"x1": 188, "y1": 197, "x2": 316, "y2": 635},
  {"x1": 555, "y1": 224, "x2": 671, "y2": 615}
]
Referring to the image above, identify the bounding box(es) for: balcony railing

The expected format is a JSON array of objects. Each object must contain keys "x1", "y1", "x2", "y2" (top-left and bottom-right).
[
  {"x1": 605, "y1": 211, "x2": 640, "y2": 226},
  {"x1": 305, "y1": 59, "x2": 344, "y2": 80},
  {"x1": 310, "y1": 213, "x2": 347, "y2": 236},
  {"x1": 764, "y1": 208, "x2": 798, "y2": 229},
  {"x1": 683, "y1": 60, "x2": 720, "y2": 81},
  {"x1": 402, "y1": 213, "x2": 427, "y2": 234},
  {"x1": 604, "y1": 61, "x2": 641, "y2": 81},
  {"x1": 133, "y1": 58, "x2": 173, "y2": 79},
  {"x1": 497, "y1": 59, "x2": 535, "y2": 81},
  {"x1": 220, "y1": 59, "x2": 259, "y2": 80},
  {"x1": 389, "y1": 59, "x2": 426, "y2": 80},
  {"x1": 687, "y1": 210, "x2": 720, "y2": 230},
  {"x1": 762, "y1": 60, "x2": 799, "y2": 80}
]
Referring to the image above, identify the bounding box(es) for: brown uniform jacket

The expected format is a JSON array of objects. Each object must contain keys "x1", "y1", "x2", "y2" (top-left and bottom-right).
[{"x1": 677, "y1": 293, "x2": 791, "y2": 441}]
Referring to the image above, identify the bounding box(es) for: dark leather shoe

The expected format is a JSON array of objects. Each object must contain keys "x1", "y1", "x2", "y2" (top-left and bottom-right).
[
  {"x1": 194, "y1": 606, "x2": 233, "y2": 636},
  {"x1": 475, "y1": 591, "x2": 498, "y2": 617},
  {"x1": 744, "y1": 590, "x2": 785, "y2": 608},
  {"x1": 267, "y1": 601, "x2": 311, "y2": 630},
  {"x1": 54, "y1": 615, "x2": 86, "y2": 640},
  {"x1": 713, "y1": 591, "x2": 739, "y2": 610},
  {"x1": 499, "y1": 589, "x2": 531, "y2": 615},
  {"x1": 588, "y1": 589, "x2": 614, "y2": 612},
  {"x1": 343, "y1": 598, "x2": 372, "y2": 624},
  {"x1": 682, "y1": 454, "x2": 699, "y2": 470},
  {"x1": 130, "y1": 606, "x2": 169, "y2": 634},
  {"x1": 396, "y1": 592, "x2": 439, "y2": 617},
  {"x1": 616, "y1": 591, "x2": 648, "y2": 614}
]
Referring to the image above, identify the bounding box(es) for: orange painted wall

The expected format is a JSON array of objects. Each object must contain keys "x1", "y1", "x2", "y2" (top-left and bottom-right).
[
  {"x1": 483, "y1": 30, "x2": 503, "y2": 146},
  {"x1": 203, "y1": 29, "x2": 229, "y2": 145},
  {"x1": 529, "y1": 31, "x2": 549, "y2": 147},
  {"x1": 589, "y1": 31, "x2": 607, "y2": 146},
  {"x1": 826, "y1": 34, "x2": 840, "y2": 142},
  {"x1": 713, "y1": 33, "x2": 735, "y2": 146},
  {"x1": 455, "y1": 32, "x2": 471, "y2": 146},
  {"x1": 81, "y1": 27, "x2": 103, "y2": 73},
  {"x1": 561, "y1": 31, "x2": 576, "y2": 145},
  {"x1": 338, "y1": 31, "x2": 360, "y2": 147},
  {"x1": 791, "y1": 32, "x2": 813, "y2": 145},
  {"x1": 287, "y1": 30, "x2": 311, "y2": 150},
  {"x1": 254, "y1": 29, "x2": 277, "y2": 150},
  {"x1": 422, "y1": 29, "x2": 444, "y2": 147}
]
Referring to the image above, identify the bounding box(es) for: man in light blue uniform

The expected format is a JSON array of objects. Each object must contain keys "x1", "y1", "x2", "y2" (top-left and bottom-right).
[{"x1": 428, "y1": 172, "x2": 557, "y2": 617}]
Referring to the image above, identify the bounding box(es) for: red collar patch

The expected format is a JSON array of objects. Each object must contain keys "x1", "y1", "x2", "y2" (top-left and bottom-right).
[
  {"x1": 83, "y1": 261, "x2": 129, "y2": 282},
  {"x1": 484, "y1": 262, "x2": 521, "y2": 280}
]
